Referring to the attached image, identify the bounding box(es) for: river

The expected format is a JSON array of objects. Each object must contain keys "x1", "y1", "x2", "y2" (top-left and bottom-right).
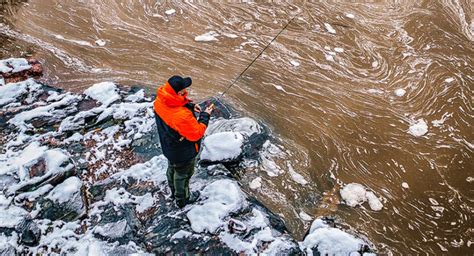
[{"x1": 1, "y1": 1, "x2": 473, "y2": 254}]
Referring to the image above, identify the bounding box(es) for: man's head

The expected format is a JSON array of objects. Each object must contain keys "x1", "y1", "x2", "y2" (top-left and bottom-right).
[{"x1": 168, "y1": 75, "x2": 192, "y2": 95}]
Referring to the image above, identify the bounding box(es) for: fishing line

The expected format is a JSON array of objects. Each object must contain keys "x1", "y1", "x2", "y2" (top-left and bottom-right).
[{"x1": 213, "y1": 11, "x2": 299, "y2": 103}]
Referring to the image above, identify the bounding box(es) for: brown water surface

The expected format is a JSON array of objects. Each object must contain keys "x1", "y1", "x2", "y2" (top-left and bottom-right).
[{"x1": 1, "y1": 1, "x2": 473, "y2": 254}]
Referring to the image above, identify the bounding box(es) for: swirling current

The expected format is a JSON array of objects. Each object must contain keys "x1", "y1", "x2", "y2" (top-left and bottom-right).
[{"x1": 1, "y1": 1, "x2": 473, "y2": 254}]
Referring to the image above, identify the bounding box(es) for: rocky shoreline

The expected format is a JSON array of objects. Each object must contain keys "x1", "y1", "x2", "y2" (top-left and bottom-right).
[{"x1": 0, "y1": 58, "x2": 376, "y2": 255}]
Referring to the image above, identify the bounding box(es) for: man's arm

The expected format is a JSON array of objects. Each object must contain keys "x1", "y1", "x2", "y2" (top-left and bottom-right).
[{"x1": 173, "y1": 110, "x2": 209, "y2": 142}]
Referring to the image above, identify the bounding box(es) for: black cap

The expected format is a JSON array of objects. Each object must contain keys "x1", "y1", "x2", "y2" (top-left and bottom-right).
[{"x1": 168, "y1": 75, "x2": 192, "y2": 93}]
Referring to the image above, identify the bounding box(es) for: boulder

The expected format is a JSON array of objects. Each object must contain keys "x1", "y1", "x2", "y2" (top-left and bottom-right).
[{"x1": 38, "y1": 176, "x2": 86, "y2": 221}]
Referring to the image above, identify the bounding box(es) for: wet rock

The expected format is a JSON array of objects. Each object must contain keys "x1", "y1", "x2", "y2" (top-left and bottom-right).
[
  {"x1": 1, "y1": 57, "x2": 43, "y2": 84},
  {"x1": 18, "y1": 218, "x2": 41, "y2": 246}
]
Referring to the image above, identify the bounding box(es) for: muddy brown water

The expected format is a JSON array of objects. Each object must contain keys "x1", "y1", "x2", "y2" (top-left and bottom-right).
[{"x1": 1, "y1": 1, "x2": 473, "y2": 254}]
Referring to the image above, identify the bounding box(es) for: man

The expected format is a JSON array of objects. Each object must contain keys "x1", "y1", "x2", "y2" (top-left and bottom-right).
[{"x1": 153, "y1": 75, "x2": 214, "y2": 208}]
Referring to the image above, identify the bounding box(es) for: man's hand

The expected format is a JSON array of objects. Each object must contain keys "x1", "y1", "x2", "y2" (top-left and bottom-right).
[
  {"x1": 204, "y1": 104, "x2": 215, "y2": 115},
  {"x1": 194, "y1": 104, "x2": 201, "y2": 113}
]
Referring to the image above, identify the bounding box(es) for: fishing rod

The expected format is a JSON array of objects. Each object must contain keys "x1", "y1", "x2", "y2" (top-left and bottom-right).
[{"x1": 208, "y1": 11, "x2": 299, "y2": 108}]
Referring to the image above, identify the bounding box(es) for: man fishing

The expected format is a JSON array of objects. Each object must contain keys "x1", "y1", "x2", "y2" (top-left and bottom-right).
[{"x1": 153, "y1": 75, "x2": 214, "y2": 208}]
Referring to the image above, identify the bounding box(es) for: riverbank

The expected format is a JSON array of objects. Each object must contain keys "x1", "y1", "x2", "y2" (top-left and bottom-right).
[{"x1": 0, "y1": 58, "x2": 376, "y2": 255}]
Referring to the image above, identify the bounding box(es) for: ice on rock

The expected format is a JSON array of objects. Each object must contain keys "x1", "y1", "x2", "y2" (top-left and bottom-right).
[
  {"x1": 324, "y1": 23, "x2": 336, "y2": 34},
  {"x1": 395, "y1": 88, "x2": 406, "y2": 97},
  {"x1": 301, "y1": 218, "x2": 366, "y2": 255},
  {"x1": 84, "y1": 82, "x2": 120, "y2": 106},
  {"x1": 0, "y1": 77, "x2": 4, "y2": 86},
  {"x1": 187, "y1": 179, "x2": 247, "y2": 233},
  {"x1": 195, "y1": 31, "x2": 219, "y2": 42},
  {"x1": 200, "y1": 132, "x2": 244, "y2": 162},
  {"x1": 0, "y1": 58, "x2": 31, "y2": 73},
  {"x1": 408, "y1": 119, "x2": 428, "y2": 137},
  {"x1": 340, "y1": 183, "x2": 383, "y2": 211}
]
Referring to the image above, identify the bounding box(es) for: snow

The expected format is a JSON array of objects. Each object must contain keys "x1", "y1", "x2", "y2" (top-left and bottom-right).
[
  {"x1": 95, "y1": 39, "x2": 106, "y2": 46},
  {"x1": 402, "y1": 182, "x2": 409, "y2": 189},
  {"x1": 135, "y1": 193, "x2": 155, "y2": 213},
  {"x1": 395, "y1": 88, "x2": 406, "y2": 97},
  {"x1": 301, "y1": 218, "x2": 366, "y2": 255},
  {"x1": 111, "y1": 155, "x2": 168, "y2": 185},
  {"x1": 8, "y1": 93, "x2": 81, "y2": 130},
  {"x1": 165, "y1": 9, "x2": 176, "y2": 15},
  {"x1": 83, "y1": 82, "x2": 120, "y2": 106},
  {"x1": 200, "y1": 132, "x2": 244, "y2": 162},
  {"x1": 324, "y1": 23, "x2": 336, "y2": 34},
  {"x1": 187, "y1": 179, "x2": 246, "y2": 233},
  {"x1": 0, "y1": 205, "x2": 28, "y2": 228},
  {"x1": 94, "y1": 220, "x2": 130, "y2": 239},
  {"x1": 249, "y1": 177, "x2": 262, "y2": 190},
  {"x1": 408, "y1": 119, "x2": 428, "y2": 137},
  {"x1": 171, "y1": 230, "x2": 192, "y2": 240},
  {"x1": 0, "y1": 80, "x2": 28, "y2": 106},
  {"x1": 372, "y1": 61, "x2": 379, "y2": 68},
  {"x1": 0, "y1": 141, "x2": 47, "y2": 177},
  {"x1": 340, "y1": 183, "x2": 383, "y2": 211},
  {"x1": 0, "y1": 58, "x2": 31, "y2": 73},
  {"x1": 334, "y1": 47, "x2": 344, "y2": 53},
  {"x1": 290, "y1": 60, "x2": 300, "y2": 66},
  {"x1": 195, "y1": 31, "x2": 219, "y2": 42},
  {"x1": 46, "y1": 176, "x2": 82, "y2": 205},
  {"x1": 125, "y1": 89, "x2": 145, "y2": 102}
]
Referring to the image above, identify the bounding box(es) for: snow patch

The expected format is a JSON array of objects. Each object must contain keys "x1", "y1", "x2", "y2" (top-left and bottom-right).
[
  {"x1": 402, "y1": 182, "x2": 409, "y2": 189},
  {"x1": 0, "y1": 58, "x2": 31, "y2": 73},
  {"x1": 95, "y1": 39, "x2": 106, "y2": 47},
  {"x1": 187, "y1": 179, "x2": 246, "y2": 233},
  {"x1": 84, "y1": 82, "x2": 120, "y2": 106},
  {"x1": 301, "y1": 218, "x2": 367, "y2": 255},
  {"x1": 200, "y1": 132, "x2": 244, "y2": 162}
]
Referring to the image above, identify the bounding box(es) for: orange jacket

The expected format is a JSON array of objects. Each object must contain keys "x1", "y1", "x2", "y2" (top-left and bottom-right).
[{"x1": 153, "y1": 82, "x2": 207, "y2": 142}]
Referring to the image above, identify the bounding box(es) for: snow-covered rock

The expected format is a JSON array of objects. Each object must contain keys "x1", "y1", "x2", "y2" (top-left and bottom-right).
[
  {"x1": 301, "y1": 218, "x2": 371, "y2": 255},
  {"x1": 200, "y1": 132, "x2": 244, "y2": 162},
  {"x1": 187, "y1": 179, "x2": 247, "y2": 233}
]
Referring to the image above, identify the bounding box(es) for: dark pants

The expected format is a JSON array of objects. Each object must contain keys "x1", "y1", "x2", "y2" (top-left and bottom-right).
[{"x1": 166, "y1": 159, "x2": 195, "y2": 203}]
